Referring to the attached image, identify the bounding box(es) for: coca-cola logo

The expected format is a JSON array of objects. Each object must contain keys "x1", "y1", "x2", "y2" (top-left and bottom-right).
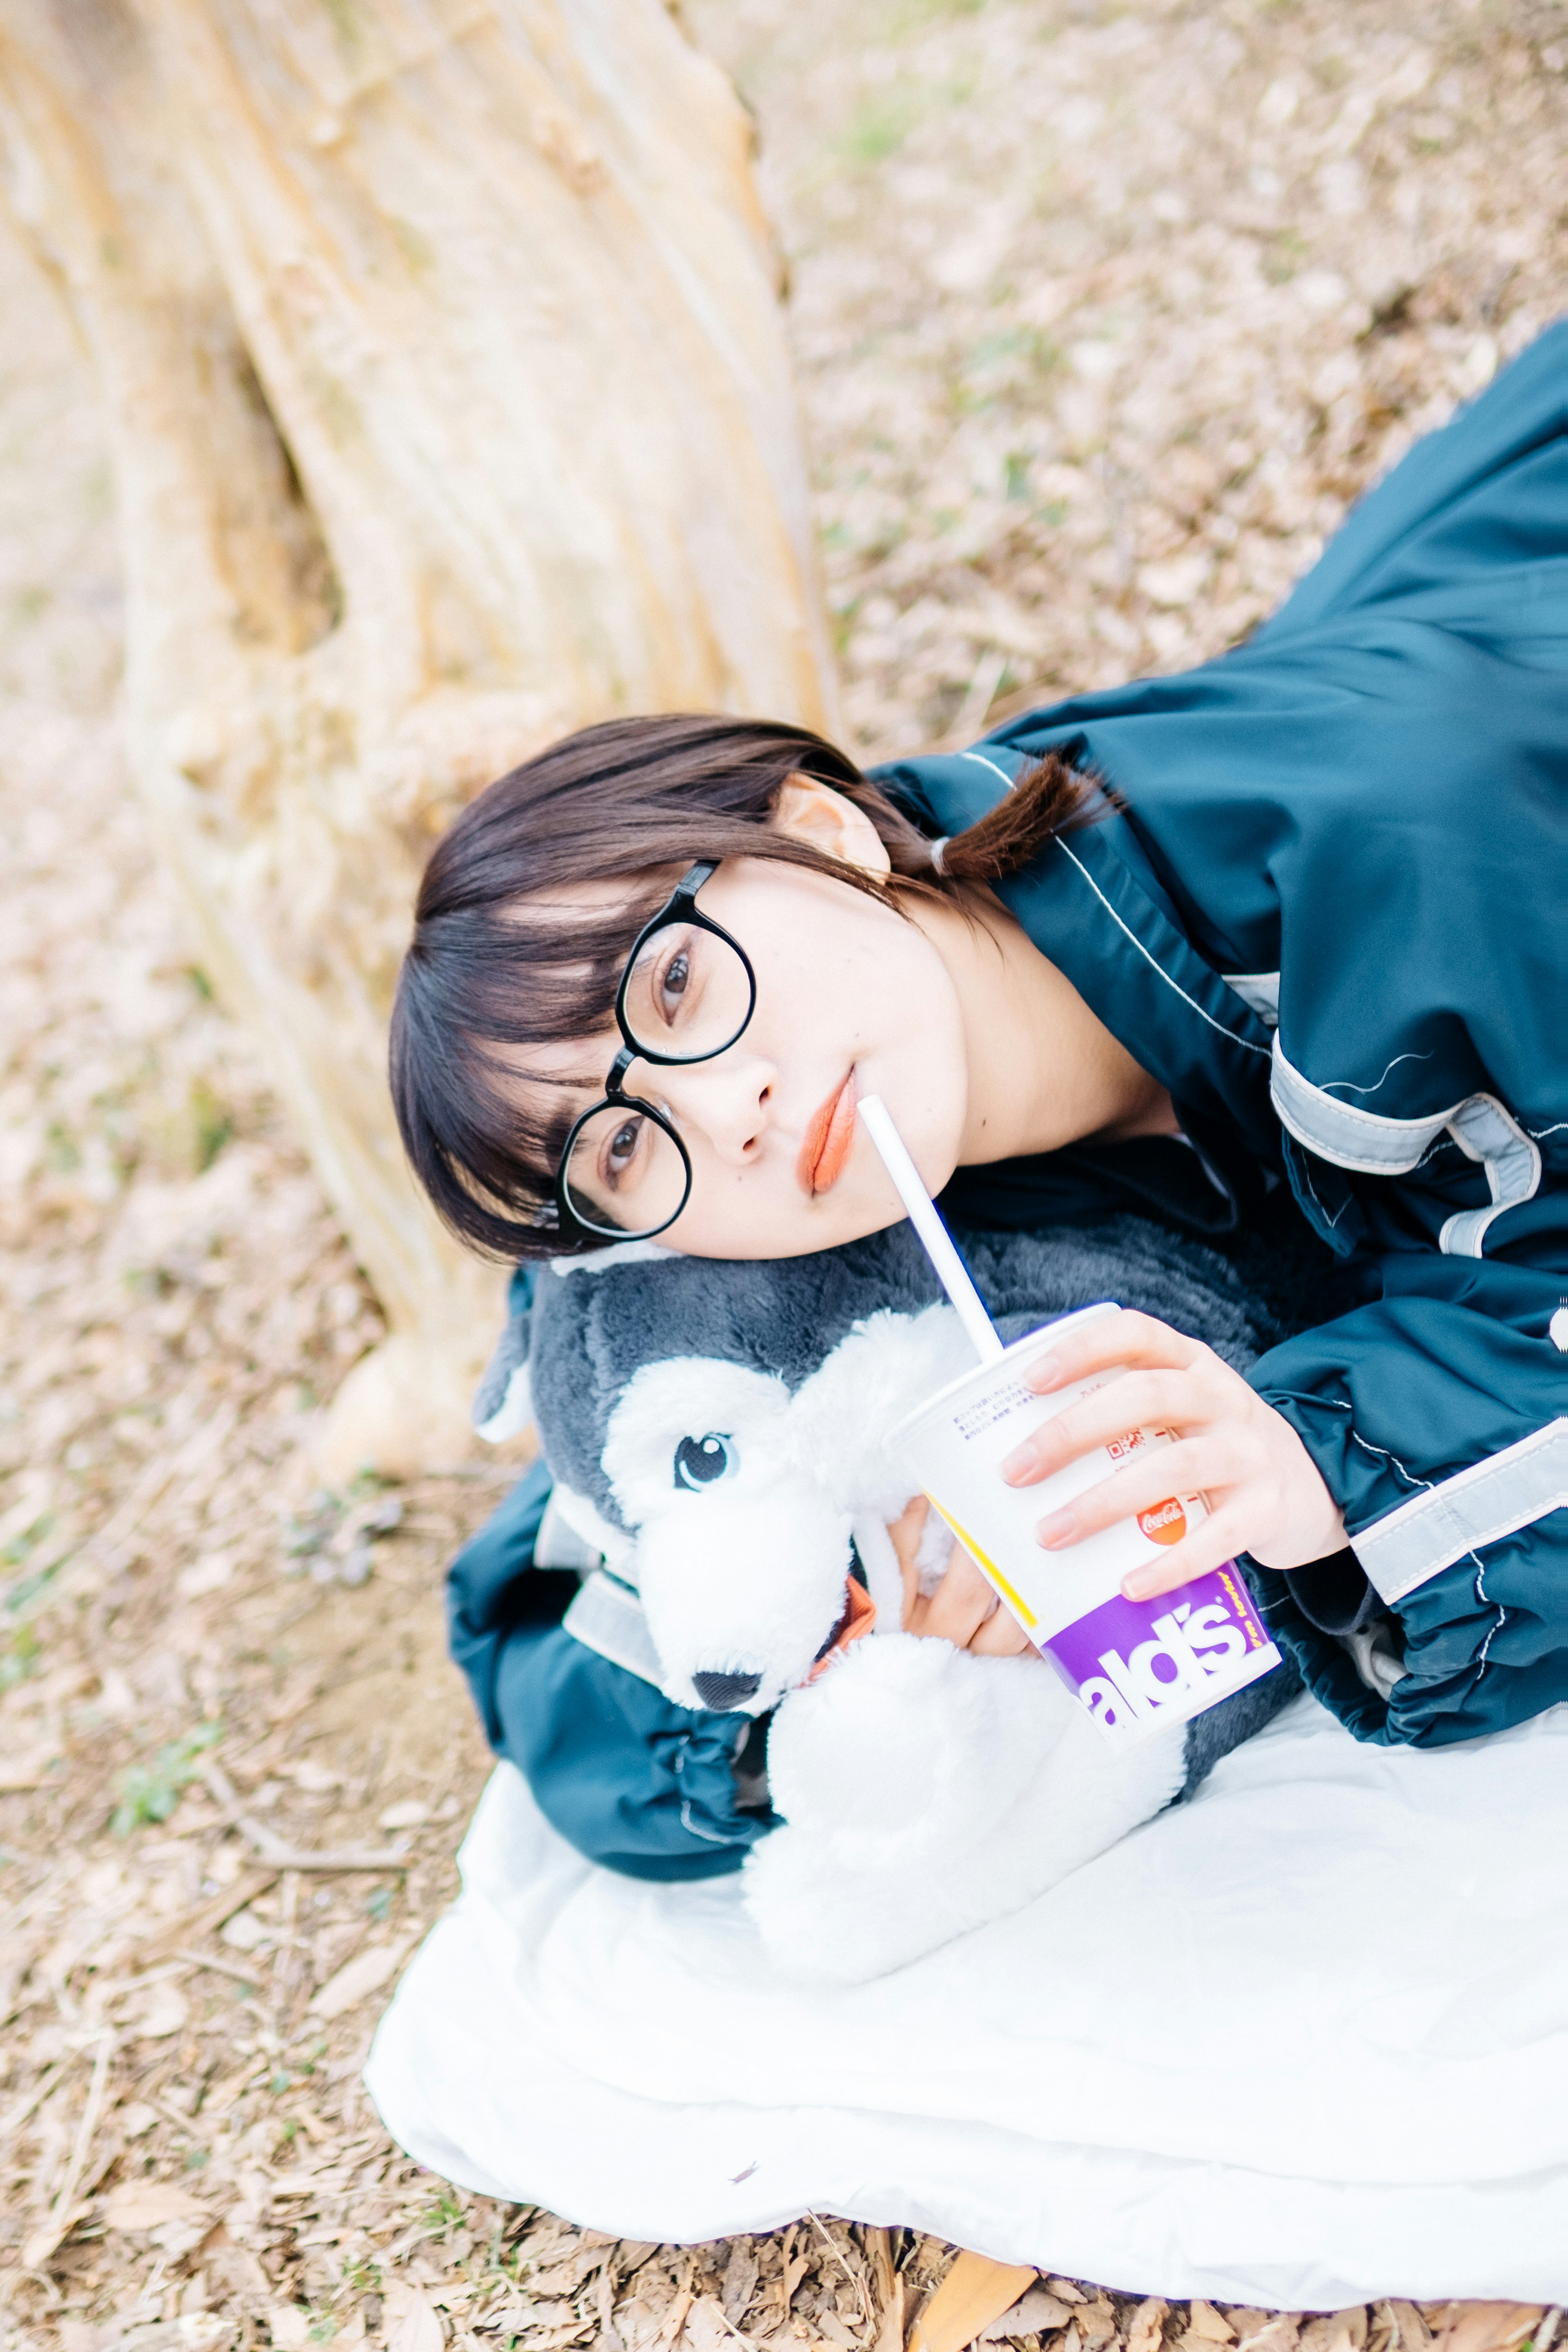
[{"x1": 1136, "y1": 1495, "x2": 1187, "y2": 1545}]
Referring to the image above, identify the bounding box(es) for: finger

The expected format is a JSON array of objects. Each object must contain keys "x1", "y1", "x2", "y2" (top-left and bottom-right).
[
  {"x1": 888, "y1": 1495, "x2": 929, "y2": 1629},
  {"x1": 968, "y1": 1606, "x2": 1037, "y2": 1657},
  {"x1": 1119, "y1": 1506, "x2": 1252, "y2": 1601},
  {"x1": 1023, "y1": 1309, "x2": 1209, "y2": 1396},
  {"x1": 924, "y1": 1580, "x2": 996, "y2": 1650},
  {"x1": 1032, "y1": 1437, "x2": 1243, "y2": 1549},
  {"x1": 1000, "y1": 1367, "x2": 1231, "y2": 1488},
  {"x1": 887, "y1": 1494, "x2": 930, "y2": 1573},
  {"x1": 899, "y1": 1520, "x2": 961, "y2": 1633},
  {"x1": 922, "y1": 1549, "x2": 998, "y2": 1648}
]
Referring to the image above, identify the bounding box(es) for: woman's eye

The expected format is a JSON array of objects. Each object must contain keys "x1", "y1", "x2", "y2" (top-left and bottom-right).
[
  {"x1": 660, "y1": 950, "x2": 690, "y2": 1015},
  {"x1": 627, "y1": 925, "x2": 709, "y2": 1042},
  {"x1": 602, "y1": 1115, "x2": 645, "y2": 1187},
  {"x1": 654, "y1": 940, "x2": 698, "y2": 1029},
  {"x1": 673, "y1": 1433, "x2": 735, "y2": 1490}
]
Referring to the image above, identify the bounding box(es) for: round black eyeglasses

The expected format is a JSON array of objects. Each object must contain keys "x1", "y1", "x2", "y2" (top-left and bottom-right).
[{"x1": 555, "y1": 861, "x2": 757, "y2": 1241}]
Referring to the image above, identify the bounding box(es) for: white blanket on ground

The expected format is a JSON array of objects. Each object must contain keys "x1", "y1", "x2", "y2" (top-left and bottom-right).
[{"x1": 365, "y1": 1694, "x2": 1568, "y2": 2307}]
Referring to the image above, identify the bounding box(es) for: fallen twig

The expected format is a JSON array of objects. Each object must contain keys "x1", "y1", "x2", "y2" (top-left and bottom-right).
[
  {"x1": 168, "y1": 1944, "x2": 270, "y2": 1987},
  {"x1": 200, "y1": 1759, "x2": 410, "y2": 1872},
  {"x1": 21, "y1": 2027, "x2": 114, "y2": 2270},
  {"x1": 60, "y1": 1396, "x2": 236, "y2": 1602},
  {"x1": 0, "y1": 2059, "x2": 66, "y2": 2152},
  {"x1": 135, "y1": 1867, "x2": 281, "y2": 1965},
  {"x1": 273, "y1": 1867, "x2": 302, "y2": 2002},
  {"x1": 806, "y1": 2214, "x2": 875, "y2": 2331},
  {"x1": 689, "y1": 2295, "x2": 769, "y2": 2352}
]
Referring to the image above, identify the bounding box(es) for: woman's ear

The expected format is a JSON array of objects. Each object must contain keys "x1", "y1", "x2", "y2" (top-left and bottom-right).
[{"x1": 772, "y1": 774, "x2": 893, "y2": 878}]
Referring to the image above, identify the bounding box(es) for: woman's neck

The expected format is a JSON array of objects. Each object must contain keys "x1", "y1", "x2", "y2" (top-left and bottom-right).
[{"x1": 909, "y1": 886, "x2": 1180, "y2": 1163}]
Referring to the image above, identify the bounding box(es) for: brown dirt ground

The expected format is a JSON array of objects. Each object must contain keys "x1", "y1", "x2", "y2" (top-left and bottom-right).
[{"x1": 2, "y1": 0, "x2": 1564, "y2": 2348}]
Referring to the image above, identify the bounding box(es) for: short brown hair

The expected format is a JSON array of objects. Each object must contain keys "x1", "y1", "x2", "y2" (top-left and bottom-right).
[{"x1": 389, "y1": 713, "x2": 1094, "y2": 1261}]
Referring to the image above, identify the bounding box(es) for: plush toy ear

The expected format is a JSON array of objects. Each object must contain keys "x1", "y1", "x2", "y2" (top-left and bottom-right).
[{"x1": 471, "y1": 1265, "x2": 535, "y2": 1444}]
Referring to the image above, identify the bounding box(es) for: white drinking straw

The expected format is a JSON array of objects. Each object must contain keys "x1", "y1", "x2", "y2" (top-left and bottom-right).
[{"x1": 857, "y1": 1095, "x2": 1004, "y2": 1364}]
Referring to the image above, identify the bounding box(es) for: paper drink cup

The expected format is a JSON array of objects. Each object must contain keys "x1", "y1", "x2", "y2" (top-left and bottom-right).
[{"x1": 890, "y1": 1303, "x2": 1282, "y2": 1744}]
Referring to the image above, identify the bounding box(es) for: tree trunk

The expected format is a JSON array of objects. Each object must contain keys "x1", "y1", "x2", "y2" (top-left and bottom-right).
[{"x1": 0, "y1": 0, "x2": 835, "y2": 1472}]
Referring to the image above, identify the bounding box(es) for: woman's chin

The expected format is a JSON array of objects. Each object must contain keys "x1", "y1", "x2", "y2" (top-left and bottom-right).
[
  {"x1": 662, "y1": 1099, "x2": 963, "y2": 1261},
  {"x1": 665, "y1": 1174, "x2": 905, "y2": 1262},
  {"x1": 806, "y1": 1182, "x2": 908, "y2": 1253},
  {"x1": 862, "y1": 1077, "x2": 963, "y2": 1191}
]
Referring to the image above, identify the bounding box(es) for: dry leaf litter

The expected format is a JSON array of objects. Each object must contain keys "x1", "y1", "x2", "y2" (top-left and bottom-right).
[{"x1": 2, "y1": 0, "x2": 1564, "y2": 2345}]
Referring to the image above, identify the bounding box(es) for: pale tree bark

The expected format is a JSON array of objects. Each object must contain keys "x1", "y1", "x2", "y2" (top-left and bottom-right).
[{"x1": 0, "y1": 0, "x2": 835, "y2": 1473}]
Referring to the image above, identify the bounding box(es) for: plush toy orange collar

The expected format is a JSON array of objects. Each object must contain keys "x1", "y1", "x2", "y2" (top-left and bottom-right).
[{"x1": 804, "y1": 1577, "x2": 877, "y2": 1684}]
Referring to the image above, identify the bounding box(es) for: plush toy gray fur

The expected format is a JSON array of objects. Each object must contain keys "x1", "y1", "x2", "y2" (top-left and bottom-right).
[{"x1": 485, "y1": 1216, "x2": 1300, "y2": 1981}]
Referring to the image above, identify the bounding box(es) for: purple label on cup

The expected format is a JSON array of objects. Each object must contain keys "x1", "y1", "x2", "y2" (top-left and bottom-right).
[{"x1": 1040, "y1": 1562, "x2": 1275, "y2": 1738}]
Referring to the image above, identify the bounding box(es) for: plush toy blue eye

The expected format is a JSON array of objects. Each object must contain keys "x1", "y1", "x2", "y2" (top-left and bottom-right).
[{"x1": 673, "y1": 1433, "x2": 735, "y2": 1490}]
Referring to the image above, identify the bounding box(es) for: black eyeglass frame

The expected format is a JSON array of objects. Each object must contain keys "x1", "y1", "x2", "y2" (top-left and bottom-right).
[{"x1": 554, "y1": 860, "x2": 757, "y2": 1242}]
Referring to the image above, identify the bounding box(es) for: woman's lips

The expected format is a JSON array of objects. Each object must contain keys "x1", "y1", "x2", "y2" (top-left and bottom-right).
[{"x1": 799, "y1": 1071, "x2": 858, "y2": 1196}]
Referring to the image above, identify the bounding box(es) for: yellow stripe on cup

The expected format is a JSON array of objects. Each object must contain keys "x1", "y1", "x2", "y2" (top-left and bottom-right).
[{"x1": 927, "y1": 1494, "x2": 1039, "y2": 1629}]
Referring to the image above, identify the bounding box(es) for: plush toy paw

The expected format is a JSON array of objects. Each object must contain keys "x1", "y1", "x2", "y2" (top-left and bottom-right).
[
  {"x1": 745, "y1": 1633, "x2": 1188, "y2": 1983},
  {"x1": 762, "y1": 1630, "x2": 1066, "y2": 1843}
]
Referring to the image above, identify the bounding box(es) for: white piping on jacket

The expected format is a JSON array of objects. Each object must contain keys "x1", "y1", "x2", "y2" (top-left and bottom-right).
[
  {"x1": 958, "y1": 748, "x2": 1018, "y2": 793},
  {"x1": 1353, "y1": 1419, "x2": 1568, "y2": 1606},
  {"x1": 1270, "y1": 1036, "x2": 1542, "y2": 1256},
  {"x1": 1056, "y1": 840, "x2": 1272, "y2": 1058}
]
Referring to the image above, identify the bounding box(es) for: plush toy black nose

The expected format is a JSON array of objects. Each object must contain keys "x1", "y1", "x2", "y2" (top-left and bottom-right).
[{"x1": 693, "y1": 1669, "x2": 762, "y2": 1711}]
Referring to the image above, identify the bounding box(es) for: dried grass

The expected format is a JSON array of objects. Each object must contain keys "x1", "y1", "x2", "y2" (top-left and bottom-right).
[
  {"x1": 2, "y1": 0, "x2": 1564, "y2": 2344},
  {"x1": 694, "y1": 0, "x2": 1568, "y2": 753}
]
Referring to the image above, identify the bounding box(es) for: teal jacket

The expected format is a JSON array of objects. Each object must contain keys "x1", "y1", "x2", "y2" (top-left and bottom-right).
[
  {"x1": 447, "y1": 323, "x2": 1568, "y2": 1875},
  {"x1": 447, "y1": 1445, "x2": 778, "y2": 1880},
  {"x1": 877, "y1": 321, "x2": 1568, "y2": 1747}
]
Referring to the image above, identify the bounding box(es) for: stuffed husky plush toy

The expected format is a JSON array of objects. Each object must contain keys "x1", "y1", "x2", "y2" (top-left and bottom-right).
[{"x1": 478, "y1": 1216, "x2": 1299, "y2": 1982}]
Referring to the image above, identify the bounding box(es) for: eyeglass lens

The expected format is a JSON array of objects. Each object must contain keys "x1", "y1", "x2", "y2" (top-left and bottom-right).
[
  {"x1": 560, "y1": 919, "x2": 751, "y2": 1235},
  {"x1": 619, "y1": 916, "x2": 752, "y2": 1062},
  {"x1": 562, "y1": 1101, "x2": 688, "y2": 1236}
]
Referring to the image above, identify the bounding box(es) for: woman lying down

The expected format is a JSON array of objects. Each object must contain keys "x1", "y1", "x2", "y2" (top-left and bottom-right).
[{"x1": 388, "y1": 321, "x2": 1568, "y2": 1881}]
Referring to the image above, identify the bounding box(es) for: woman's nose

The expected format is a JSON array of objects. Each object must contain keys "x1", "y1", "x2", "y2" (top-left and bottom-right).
[{"x1": 658, "y1": 1051, "x2": 776, "y2": 1166}]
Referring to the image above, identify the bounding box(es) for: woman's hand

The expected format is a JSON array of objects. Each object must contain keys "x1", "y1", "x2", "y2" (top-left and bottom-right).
[
  {"x1": 888, "y1": 1495, "x2": 1038, "y2": 1655},
  {"x1": 999, "y1": 1308, "x2": 1346, "y2": 1601}
]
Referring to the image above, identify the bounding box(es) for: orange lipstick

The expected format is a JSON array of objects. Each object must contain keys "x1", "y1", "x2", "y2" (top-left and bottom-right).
[{"x1": 799, "y1": 1071, "x2": 858, "y2": 1195}]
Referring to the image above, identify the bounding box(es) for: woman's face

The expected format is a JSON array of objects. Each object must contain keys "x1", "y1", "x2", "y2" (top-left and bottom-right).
[{"x1": 522, "y1": 848, "x2": 973, "y2": 1261}]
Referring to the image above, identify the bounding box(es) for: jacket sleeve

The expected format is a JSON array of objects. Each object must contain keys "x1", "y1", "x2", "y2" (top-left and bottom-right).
[
  {"x1": 445, "y1": 1461, "x2": 776, "y2": 1880},
  {"x1": 1246, "y1": 1256, "x2": 1568, "y2": 1749}
]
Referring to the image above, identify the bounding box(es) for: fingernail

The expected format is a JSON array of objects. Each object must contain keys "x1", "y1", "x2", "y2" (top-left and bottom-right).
[
  {"x1": 1036, "y1": 1510, "x2": 1075, "y2": 1548},
  {"x1": 1122, "y1": 1572, "x2": 1156, "y2": 1600},
  {"x1": 1026, "y1": 1352, "x2": 1064, "y2": 1392},
  {"x1": 1000, "y1": 1444, "x2": 1034, "y2": 1482}
]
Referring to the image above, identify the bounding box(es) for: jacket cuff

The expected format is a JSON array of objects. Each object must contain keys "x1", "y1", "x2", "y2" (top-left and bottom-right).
[
  {"x1": 1252, "y1": 1385, "x2": 1411, "y2": 1536},
  {"x1": 1280, "y1": 1546, "x2": 1380, "y2": 1637}
]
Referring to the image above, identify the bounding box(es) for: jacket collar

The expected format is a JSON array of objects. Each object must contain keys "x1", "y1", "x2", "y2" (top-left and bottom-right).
[{"x1": 877, "y1": 746, "x2": 1280, "y2": 1163}]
